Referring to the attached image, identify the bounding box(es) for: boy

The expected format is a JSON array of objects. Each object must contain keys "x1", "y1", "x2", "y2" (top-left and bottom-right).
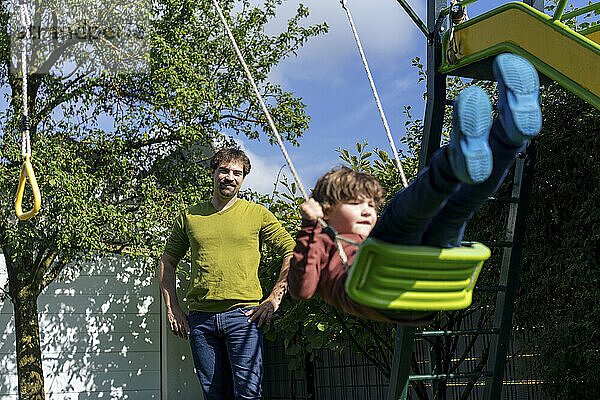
[{"x1": 288, "y1": 53, "x2": 542, "y2": 323}]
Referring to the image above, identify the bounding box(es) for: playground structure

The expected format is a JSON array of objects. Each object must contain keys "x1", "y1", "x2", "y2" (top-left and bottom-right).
[
  {"x1": 387, "y1": 0, "x2": 600, "y2": 399},
  {"x1": 441, "y1": 2, "x2": 600, "y2": 110}
]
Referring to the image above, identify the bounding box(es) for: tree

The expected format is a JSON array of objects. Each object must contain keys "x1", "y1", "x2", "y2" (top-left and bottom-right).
[
  {"x1": 509, "y1": 84, "x2": 599, "y2": 397},
  {"x1": 0, "y1": 0, "x2": 326, "y2": 398}
]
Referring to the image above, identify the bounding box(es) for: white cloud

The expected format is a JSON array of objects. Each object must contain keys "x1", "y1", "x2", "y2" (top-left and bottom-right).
[
  {"x1": 233, "y1": 137, "x2": 340, "y2": 197},
  {"x1": 269, "y1": 0, "x2": 423, "y2": 83}
]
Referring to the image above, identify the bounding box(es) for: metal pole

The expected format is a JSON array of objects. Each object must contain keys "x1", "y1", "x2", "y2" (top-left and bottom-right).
[
  {"x1": 551, "y1": 0, "x2": 569, "y2": 20},
  {"x1": 419, "y1": 0, "x2": 447, "y2": 169},
  {"x1": 483, "y1": 141, "x2": 538, "y2": 399},
  {"x1": 386, "y1": 1, "x2": 448, "y2": 398},
  {"x1": 386, "y1": 326, "x2": 416, "y2": 400},
  {"x1": 396, "y1": 0, "x2": 429, "y2": 38}
]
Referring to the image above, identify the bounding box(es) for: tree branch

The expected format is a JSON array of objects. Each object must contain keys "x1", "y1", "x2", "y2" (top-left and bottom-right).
[
  {"x1": 329, "y1": 307, "x2": 391, "y2": 378},
  {"x1": 32, "y1": 246, "x2": 47, "y2": 278},
  {"x1": 124, "y1": 133, "x2": 183, "y2": 150},
  {"x1": 34, "y1": 38, "x2": 80, "y2": 75},
  {"x1": 459, "y1": 345, "x2": 490, "y2": 400},
  {"x1": 32, "y1": 250, "x2": 57, "y2": 290},
  {"x1": 356, "y1": 318, "x2": 394, "y2": 353},
  {"x1": 410, "y1": 351, "x2": 430, "y2": 399},
  {"x1": 220, "y1": 114, "x2": 262, "y2": 124},
  {"x1": 35, "y1": 74, "x2": 97, "y2": 122},
  {"x1": 40, "y1": 257, "x2": 69, "y2": 292}
]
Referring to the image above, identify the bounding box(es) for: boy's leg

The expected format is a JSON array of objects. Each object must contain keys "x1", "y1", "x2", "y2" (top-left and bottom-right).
[
  {"x1": 421, "y1": 53, "x2": 541, "y2": 248},
  {"x1": 368, "y1": 149, "x2": 458, "y2": 245},
  {"x1": 369, "y1": 86, "x2": 493, "y2": 245}
]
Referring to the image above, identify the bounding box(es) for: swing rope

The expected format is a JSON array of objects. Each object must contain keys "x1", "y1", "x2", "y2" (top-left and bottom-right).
[
  {"x1": 210, "y1": 0, "x2": 358, "y2": 267},
  {"x1": 19, "y1": 1, "x2": 31, "y2": 159},
  {"x1": 340, "y1": 0, "x2": 408, "y2": 189},
  {"x1": 14, "y1": 0, "x2": 41, "y2": 221},
  {"x1": 211, "y1": 0, "x2": 308, "y2": 200}
]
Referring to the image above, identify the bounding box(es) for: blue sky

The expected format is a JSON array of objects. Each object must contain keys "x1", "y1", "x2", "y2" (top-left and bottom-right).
[
  {"x1": 236, "y1": 0, "x2": 584, "y2": 194},
  {"x1": 239, "y1": 0, "x2": 431, "y2": 193}
]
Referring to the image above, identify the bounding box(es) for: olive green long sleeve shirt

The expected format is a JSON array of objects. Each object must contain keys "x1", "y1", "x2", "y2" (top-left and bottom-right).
[{"x1": 164, "y1": 199, "x2": 295, "y2": 312}]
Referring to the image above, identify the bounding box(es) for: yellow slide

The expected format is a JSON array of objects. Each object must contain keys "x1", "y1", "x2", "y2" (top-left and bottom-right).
[{"x1": 441, "y1": 2, "x2": 600, "y2": 110}]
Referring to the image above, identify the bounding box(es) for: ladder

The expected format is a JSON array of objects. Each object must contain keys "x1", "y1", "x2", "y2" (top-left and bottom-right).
[
  {"x1": 387, "y1": 1, "x2": 542, "y2": 398},
  {"x1": 387, "y1": 142, "x2": 538, "y2": 399}
]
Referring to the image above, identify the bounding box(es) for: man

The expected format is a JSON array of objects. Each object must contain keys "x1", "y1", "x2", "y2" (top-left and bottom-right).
[{"x1": 158, "y1": 147, "x2": 295, "y2": 400}]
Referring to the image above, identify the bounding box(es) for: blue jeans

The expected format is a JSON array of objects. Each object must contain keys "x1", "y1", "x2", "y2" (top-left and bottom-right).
[
  {"x1": 370, "y1": 119, "x2": 523, "y2": 248},
  {"x1": 188, "y1": 307, "x2": 263, "y2": 400}
]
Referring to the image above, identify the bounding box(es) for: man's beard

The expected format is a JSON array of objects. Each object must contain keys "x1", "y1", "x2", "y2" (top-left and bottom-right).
[{"x1": 218, "y1": 182, "x2": 237, "y2": 197}]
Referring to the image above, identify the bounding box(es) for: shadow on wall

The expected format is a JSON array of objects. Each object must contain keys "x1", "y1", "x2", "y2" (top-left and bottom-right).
[
  {"x1": 0, "y1": 289, "x2": 16, "y2": 396},
  {"x1": 0, "y1": 255, "x2": 164, "y2": 399},
  {"x1": 161, "y1": 268, "x2": 202, "y2": 399}
]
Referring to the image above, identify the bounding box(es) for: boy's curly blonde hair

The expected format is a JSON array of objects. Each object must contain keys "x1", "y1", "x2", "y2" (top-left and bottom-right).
[{"x1": 312, "y1": 167, "x2": 385, "y2": 214}]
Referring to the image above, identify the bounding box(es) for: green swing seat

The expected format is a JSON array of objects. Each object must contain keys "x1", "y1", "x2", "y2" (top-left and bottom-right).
[{"x1": 345, "y1": 238, "x2": 491, "y2": 311}]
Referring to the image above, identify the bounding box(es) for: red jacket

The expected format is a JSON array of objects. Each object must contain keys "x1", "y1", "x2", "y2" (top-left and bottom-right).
[{"x1": 288, "y1": 220, "x2": 391, "y2": 322}]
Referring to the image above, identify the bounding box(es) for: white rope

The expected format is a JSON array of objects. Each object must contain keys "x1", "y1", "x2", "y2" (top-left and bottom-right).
[
  {"x1": 340, "y1": 0, "x2": 408, "y2": 189},
  {"x1": 19, "y1": 2, "x2": 31, "y2": 159},
  {"x1": 211, "y1": 0, "x2": 310, "y2": 201}
]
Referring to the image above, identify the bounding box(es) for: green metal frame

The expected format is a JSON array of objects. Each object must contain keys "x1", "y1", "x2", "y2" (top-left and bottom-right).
[
  {"x1": 387, "y1": 326, "x2": 416, "y2": 400},
  {"x1": 386, "y1": 1, "x2": 565, "y2": 399},
  {"x1": 560, "y1": 2, "x2": 600, "y2": 21},
  {"x1": 552, "y1": 0, "x2": 569, "y2": 20},
  {"x1": 579, "y1": 22, "x2": 600, "y2": 36},
  {"x1": 441, "y1": 2, "x2": 600, "y2": 66},
  {"x1": 419, "y1": 0, "x2": 447, "y2": 170}
]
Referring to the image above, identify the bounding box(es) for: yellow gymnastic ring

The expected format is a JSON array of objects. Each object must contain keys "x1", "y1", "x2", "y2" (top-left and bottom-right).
[{"x1": 15, "y1": 156, "x2": 41, "y2": 221}]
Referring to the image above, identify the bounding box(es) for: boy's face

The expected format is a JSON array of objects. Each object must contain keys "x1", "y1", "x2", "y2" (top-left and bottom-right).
[{"x1": 326, "y1": 196, "x2": 377, "y2": 236}]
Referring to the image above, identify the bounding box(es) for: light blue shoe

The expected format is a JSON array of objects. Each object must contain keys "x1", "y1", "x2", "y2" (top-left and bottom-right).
[
  {"x1": 448, "y1": 86, "x2": 493, "y2": 184},
  {"x1": 493, "y1": 53, "x2": 542, "y2": 145}
]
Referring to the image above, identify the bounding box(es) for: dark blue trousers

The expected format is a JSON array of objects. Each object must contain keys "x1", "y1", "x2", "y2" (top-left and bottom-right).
[
  {"x1": 188, "y1": 306, "x2": 263, "y2": 400},
  {"x1": 370, "y1": 119, "x2": 524, "y2": 248}
]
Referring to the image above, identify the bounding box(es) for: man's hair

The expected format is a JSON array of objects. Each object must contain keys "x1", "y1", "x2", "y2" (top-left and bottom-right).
[
  {"x1": 312, "y1": 166, "x2": 385, "y2": 214},
  {"x1": 210, "y1": 147, "x2": 251, "y2": 176}
]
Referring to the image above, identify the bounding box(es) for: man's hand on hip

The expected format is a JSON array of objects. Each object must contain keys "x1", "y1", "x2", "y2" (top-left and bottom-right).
[
  {"x1": 246, "y1": 293, "x2": 283, "y2": 328},
  {"x1": 167, "y1": 305, "x2": 190, "y2": 339}
]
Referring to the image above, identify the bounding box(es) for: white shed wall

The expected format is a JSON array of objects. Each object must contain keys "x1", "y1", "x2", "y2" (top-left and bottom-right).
[{"x1": 0, "y1": 254, "x2": 199, "y2": 399}]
